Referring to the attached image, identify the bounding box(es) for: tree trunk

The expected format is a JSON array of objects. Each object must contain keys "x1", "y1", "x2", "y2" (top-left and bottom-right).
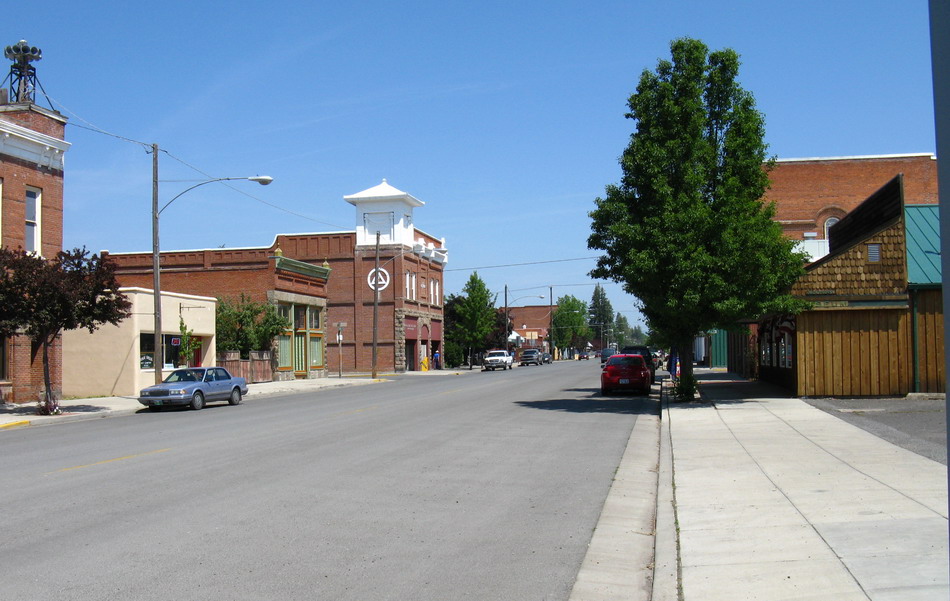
[
  {"x1": 672, "y1": 336, "x2": 697, "y2": 401},
  {"x1": 679, "y1": 341, "x2": 695, "y2": 386},
  {"x1": 40, "y1": 335, "x2": 59, "y2": 415}
]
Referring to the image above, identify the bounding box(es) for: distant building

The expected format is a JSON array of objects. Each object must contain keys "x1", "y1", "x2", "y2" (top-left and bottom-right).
[
  {"x1": 766, "y1": 154, "x2": 937, "y2": 261},
  {"x1": 0, "y1": 59, "x2": 71, "y2": 403},
  {"x1": 507, "y1": 305, "x2": 554, "y2": 352},
  {"x1": 109, "y1": 180, "x2": 447, "y2": 376}
]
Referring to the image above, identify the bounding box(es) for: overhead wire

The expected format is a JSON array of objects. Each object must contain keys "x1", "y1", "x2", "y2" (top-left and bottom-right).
[{"x1": 46, "y1": 93, "x2": 348, "y2": 229}]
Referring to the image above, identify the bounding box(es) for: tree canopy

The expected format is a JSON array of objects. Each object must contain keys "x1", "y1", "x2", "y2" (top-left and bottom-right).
[
  {"x1": 588, "y1": 37, "x2": 807, "y2": 396},
  {"x1": 0, "y1": 247, "x2": 131, "y2": 414},
  {"x1": 551, "y1": 295, "x2": 589, "y2": 353},
  {"x1": 588, "y1": 284, "x2": 614, "y2": 347},
  {"x1": 216, "y1": 294, "x2": 290, "y2": 360}
]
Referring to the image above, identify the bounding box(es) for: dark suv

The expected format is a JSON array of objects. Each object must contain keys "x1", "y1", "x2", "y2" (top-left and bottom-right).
[
  {"x1": 520, "y1": 349, "x2": 543, "y2": 366},
  {"x1": 620, "y1": 346, "x2": 656, "y2": 384}
]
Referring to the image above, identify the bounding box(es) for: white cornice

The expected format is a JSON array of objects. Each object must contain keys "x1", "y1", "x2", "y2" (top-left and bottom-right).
[{"x1": 0, "y1": 118, "x2": 71, "y2": 170}]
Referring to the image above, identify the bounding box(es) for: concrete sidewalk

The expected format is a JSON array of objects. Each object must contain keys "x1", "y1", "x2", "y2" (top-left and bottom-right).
[
  {"x1": 0, "y1": 368, "x2": 472, "y2": 430},
  {"x1": 670, "y1": 372, "x2": 949, "y2": 601}
]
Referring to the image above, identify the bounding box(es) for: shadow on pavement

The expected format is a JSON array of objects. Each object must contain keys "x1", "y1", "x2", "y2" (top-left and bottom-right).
[
  {"x1": 2, "y1": 402, "x2": 111, "y2": 416},
  {"x1": 516, "y1": 394, "x2": 658, "y2": 416},
  {"x1": 694, "y1": 373, "x2": 794, "y2": 403}
]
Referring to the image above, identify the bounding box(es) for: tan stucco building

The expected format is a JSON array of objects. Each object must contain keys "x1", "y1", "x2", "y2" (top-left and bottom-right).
[{"x1": 62, "y1": 288, "x2": 216, "y2": 398}]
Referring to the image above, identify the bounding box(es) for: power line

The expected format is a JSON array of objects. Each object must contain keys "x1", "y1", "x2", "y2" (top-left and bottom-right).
[
  {"x1": 445, "y1": 256, "x2": 599, "y2": 272},
  {"x1": 51, "y1": 96, "x2": 349, "y2": 230}
]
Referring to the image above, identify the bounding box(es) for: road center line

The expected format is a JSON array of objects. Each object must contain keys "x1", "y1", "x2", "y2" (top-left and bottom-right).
[{"x1": 49, "y1": 448, "x2": 171, "y2": 474}]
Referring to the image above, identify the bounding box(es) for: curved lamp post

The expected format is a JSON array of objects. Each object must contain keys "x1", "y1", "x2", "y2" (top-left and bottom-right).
[
  {"x1": 503, "y1": 286, "x2": 545, "y2": 351},
  {"x1": 151, "y1": 171, "x2": 272, "y2": 384}
]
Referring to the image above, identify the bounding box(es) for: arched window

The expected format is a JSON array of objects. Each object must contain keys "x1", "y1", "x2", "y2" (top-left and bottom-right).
[{"x1": 824, "y1": 216, "x2": 840, "y2": 239}]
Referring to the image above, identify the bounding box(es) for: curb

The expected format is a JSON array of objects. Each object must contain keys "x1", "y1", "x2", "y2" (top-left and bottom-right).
[
  {"x1": 652, "y1": 392, "x2": 679, "y2": 601},
  {"x1": 568, "y1": 397, "x2": 661, "y2": 601}
]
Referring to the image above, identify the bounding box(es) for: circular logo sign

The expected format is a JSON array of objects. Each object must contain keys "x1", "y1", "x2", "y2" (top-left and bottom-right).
[{"x1": 367, "y1": 267, "x2": 391, "y2": 291}]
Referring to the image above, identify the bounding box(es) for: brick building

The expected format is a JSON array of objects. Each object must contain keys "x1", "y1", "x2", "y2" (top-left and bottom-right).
[
  {"x1": 109, "y1": 180, "x2": 447, "y2": 377},
  {"x1": 756, "y1": 175, "x2": 944, "y2": 396},
  {"x1": 507, "y1": 305, "x2": 554, "y2": 351},
  {"x1": 0, "y1": 92, "x2": 71, "y2": 403},
  {"x1": 766, "y1": 153, "x2": 937, "y2": 260},
  {"x1": 107, "y1": 248, "x2": 330, "y2": 380}
]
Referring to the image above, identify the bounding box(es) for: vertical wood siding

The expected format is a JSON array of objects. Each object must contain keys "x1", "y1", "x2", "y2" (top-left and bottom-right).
[
  {"x1": 914, "y1": 290, "x2": 945, "y2": 393},
  {"x1": 797, "y1": 309, "x2": 912, "y2": 396}
]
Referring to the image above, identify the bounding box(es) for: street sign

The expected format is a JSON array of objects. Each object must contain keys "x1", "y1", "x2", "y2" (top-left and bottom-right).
[{"x1": 367, "y1": 267, "x2": 390, "y2": 291}]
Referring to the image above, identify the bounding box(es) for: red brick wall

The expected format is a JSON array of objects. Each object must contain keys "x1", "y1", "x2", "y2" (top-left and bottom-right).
[
  {"x1": 108, "y1": 230, "x2": 446, "y2": 374},
  {"x1": 0, "y1": 107, "x2": 66, "y2": 403},
  {"x1": 107, "y1": 248, "x2": 328, "y2": 305},
  {"x1": 0, "y1": 106, "x2": 66, "y2": 138},
  {"x1": 765, "y1": 155, "x2": 938, "y2": 240}
]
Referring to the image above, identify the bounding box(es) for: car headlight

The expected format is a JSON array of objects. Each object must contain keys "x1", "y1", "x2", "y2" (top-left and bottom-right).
[{"x1": 168, "y1": 388, "x2": 188, "y2": 395}]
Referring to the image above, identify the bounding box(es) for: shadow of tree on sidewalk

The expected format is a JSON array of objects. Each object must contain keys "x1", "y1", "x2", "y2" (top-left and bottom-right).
[{"x1": 516, "y1": 393, "x2": 659, "y2": 416}]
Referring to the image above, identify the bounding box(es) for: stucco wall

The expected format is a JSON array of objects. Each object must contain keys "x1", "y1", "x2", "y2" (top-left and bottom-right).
[{"x1": 63, "y1": 288, "x2": 216, "y2": 398}]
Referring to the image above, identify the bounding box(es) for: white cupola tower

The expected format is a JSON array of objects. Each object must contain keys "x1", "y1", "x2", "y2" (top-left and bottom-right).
[{"x1": 344, "y1": 179, "x2": 424, "y2": 247}]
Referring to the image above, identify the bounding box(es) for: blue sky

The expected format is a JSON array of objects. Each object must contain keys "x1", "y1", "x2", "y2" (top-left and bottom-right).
[{"x1": 7, "y1": 1, "x2": 937, "y2": 328}]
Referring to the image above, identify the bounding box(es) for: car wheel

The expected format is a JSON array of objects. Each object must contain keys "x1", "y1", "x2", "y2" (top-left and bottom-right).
[
  {"x1": 601, "y1": 386, "x2": 609, "y2": 395},
  {"x1": 229, "y1": 388, "x2": 242, "y2": 405},
  {"x1": 190, "y1": 391, "x2": 205, "y2": 411}
]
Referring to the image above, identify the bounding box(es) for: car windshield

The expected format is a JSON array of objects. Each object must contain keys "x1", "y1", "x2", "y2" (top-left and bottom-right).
[
  {"x1": 523, "y1": 350, "x2": 538, "y2": 355},
  {"x1": 164, "y1": 369, "x2": 200, "y2": 383},
  {"x1": 487, "y1": 351, "x2": 507, "y2": 357},
  {"x1": 608, "y1": 356, "x2": 643, "y2": 367}
]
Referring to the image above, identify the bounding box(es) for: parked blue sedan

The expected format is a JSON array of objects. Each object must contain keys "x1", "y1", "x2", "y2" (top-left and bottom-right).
[{"x1": 138, "y1": 367, "x2": 248, "y2": 411}]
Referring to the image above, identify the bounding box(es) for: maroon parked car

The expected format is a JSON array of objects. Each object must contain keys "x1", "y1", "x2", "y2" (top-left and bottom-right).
[{"x1": 600, "y1": 354, "x2": 652, "y2": 395}]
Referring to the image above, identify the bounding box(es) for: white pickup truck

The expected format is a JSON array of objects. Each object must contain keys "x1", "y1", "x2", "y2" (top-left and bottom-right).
[{"x1": 482, "y1": 350, "x2": 513, "y2": 371}]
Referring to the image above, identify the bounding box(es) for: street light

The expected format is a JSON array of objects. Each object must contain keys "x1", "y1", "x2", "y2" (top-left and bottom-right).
[{"x1": 150, "y1": 163, "x2": 273, "y2": 384}]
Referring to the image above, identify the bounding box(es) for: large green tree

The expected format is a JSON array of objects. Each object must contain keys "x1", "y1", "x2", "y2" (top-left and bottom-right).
[
  {"x1": 0, "y1": 248, "x2": 131, "y2": 414},
  {"x1": 450, "y1": 272, "x2": 497, "y2": 369},
  {"x1": 588, "y1": 38, "x2": 807, "y2": 398}
]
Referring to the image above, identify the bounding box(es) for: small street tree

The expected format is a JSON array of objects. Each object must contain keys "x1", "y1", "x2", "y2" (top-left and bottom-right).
[
  {"x1": 176, "y1": 316, "x2": 203, "y2": 367},
  {"x1": 0, "y1": 247, "x2": 131, "y2": 414},
  {"x1": 552, "y1": 295, "x2": 589, "y2": 356},
  {"x1": 441, "y1": 294, "x2": 466, "y2": 368},
  {"x1": 588, "y1": 38, "x2": 807, "y2": 399},
  {"x1": 450, "y1": 272, "x2": 497, "y2": 369}
]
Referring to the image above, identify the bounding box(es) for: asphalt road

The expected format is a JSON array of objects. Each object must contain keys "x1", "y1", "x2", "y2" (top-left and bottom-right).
[{"x1": 1, "y1": 360, "x2": 650, "y2": 601}]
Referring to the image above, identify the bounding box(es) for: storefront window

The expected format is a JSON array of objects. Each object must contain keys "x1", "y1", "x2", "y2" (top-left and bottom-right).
[
  {"x1": 278, "y1": 334, "x2": 292, "y2": 369},
  {"x1": 783, "y1": 333, "x2": 793, "y2": 368},
  {"x1": 276, "y1": 303, "x2": 324, "y2": 374},
  {"x1": 140, "y1": 333, "x2": 187, "y2": 369},
  {"x1": 309, "y1": 335, "x2": 323, "y2": 367}
]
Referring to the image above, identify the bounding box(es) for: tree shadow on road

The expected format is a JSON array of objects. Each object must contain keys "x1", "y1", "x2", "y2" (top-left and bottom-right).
[{"x1": 515, "y1": 391, "x2": 658, "y2": 416}]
